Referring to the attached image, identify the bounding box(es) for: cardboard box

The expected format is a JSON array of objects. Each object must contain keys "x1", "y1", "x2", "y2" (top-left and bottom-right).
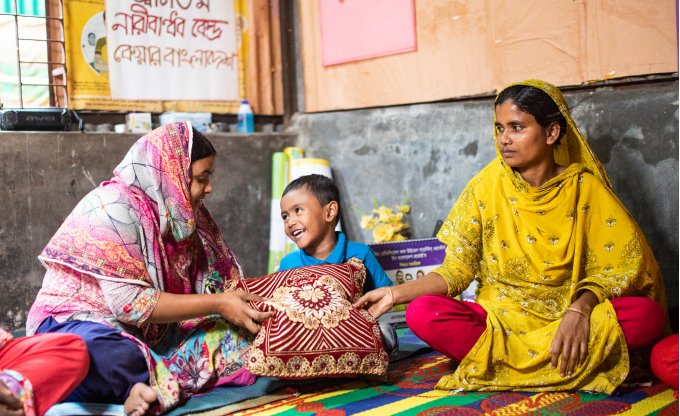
[
  {"x1": 125, "y1": 113, "x2": 152, "y2": 133},
  {"x1": 370, "y1": 237, "x2": 477, "y2": 325},
  {"x1": 159, "y1": 112, "x2": 212, "y2": 133}
]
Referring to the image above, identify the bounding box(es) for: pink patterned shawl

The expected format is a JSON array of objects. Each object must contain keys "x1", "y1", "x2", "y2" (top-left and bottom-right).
[{"x1": 37, "y1": 122, "x2": 242, "y2": 343}]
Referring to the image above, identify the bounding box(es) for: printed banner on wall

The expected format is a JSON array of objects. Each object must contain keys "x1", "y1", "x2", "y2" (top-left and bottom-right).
[
  {"x1": 63, "y1": 0, "x2": 245, "y2": 112},
  {"x1": 63, "y1": 0, "x2": 161, "y2": 111},
  {"x1": 105, "y1": 0, "x2": 239, "y2": 101}
]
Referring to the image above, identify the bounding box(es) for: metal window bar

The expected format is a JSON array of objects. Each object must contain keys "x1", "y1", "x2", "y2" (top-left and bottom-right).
[{"x1": 1, "y1": 0, "x2": 67, "y2": 109}]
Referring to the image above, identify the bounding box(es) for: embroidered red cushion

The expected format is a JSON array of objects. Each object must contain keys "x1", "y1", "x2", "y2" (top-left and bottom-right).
[{"x1": 235, "y1": 258, "x2": 389, "y2": 379}]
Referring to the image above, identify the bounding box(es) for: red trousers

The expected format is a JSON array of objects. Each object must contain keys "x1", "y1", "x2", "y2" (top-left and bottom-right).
[
  {"x1": 406, "y1": 295, "x2": 665, "y2": 362},
  {"x1": 650, "y1": 334, "x2": 679, "y2": 389},
  {"x1": 0, "y1": 333, "x2": 89, "y2": 416}
]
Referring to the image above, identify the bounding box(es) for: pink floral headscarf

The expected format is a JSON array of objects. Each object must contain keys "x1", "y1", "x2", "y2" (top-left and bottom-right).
[{"x1": 39, "y1": 122, "x2": 242, "y2": 295}]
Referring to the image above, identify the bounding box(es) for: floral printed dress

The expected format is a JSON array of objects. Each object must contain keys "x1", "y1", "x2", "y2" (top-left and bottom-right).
[{"x1": 27, "y1": 122, "x2": 254, "y2": 413}]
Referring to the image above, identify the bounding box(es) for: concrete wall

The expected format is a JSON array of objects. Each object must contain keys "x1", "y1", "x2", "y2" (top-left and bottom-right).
[
  {"x1": 293, "y1": 80, "x2": 679, "y2": 331},
  {"x1": 0, "y1": 132, "x2": 295, "y2": 330},
  {"x1": 1, "y1": 81, "x2": 677, "y2": 332}
]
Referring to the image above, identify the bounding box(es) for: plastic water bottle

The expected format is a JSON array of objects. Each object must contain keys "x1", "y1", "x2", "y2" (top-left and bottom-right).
[{"x1": 237, "y1": 99, "x2": 254, "y2": 133}]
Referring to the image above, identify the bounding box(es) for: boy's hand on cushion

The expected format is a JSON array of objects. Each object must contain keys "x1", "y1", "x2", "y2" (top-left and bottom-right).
[{"x1": 218, "y1": 291, "x2": 274, "y2": 334}]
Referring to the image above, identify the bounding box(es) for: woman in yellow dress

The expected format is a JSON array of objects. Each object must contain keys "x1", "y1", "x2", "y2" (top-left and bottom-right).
[{"x1": 354, "y1": 80, "x2": 667, "y2": 393}]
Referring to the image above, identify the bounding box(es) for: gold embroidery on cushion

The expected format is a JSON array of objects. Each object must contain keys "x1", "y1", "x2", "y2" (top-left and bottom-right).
[
  {"x1": 359, "y1": 308, "x2": 376, "y2": 322},
  {"x1": 346, "y1": 257, "x2": 367, "y2": 298},
  {"x1": 239, "y1": 262, "x2": 388, "y2": 379},
  {"x1": 361, "y1": 352, "x2": 388, "y2": 372},
  {"x1": 245, "y1": 348, "x2": 266, "y2": 374},
  {"x1": 267, "y1": 276, "x2": 351, "y2": 330},
  {"x1": 252, "y1": 327, "x2": 266, "y2": 347},
  {"x1": 265, "y1": 356, "x2": 285, "y2": 374},
  {"x1": 372, "y1": 324, "x2": 381, "y2": 338},
  {"x1": 311, "y1": 354, "x2": 336, "y2": 373},
  {"x1": 286, "y1": 356, "x2": 311, "y2": 374},
  {"x1": 337, "y1": 352, "x2": 361, "y2": 372}
]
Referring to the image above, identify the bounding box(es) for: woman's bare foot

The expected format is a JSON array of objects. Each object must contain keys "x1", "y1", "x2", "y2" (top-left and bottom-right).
[{"x1": 123, "y1": 383, "x2": 157, "y2": 416}]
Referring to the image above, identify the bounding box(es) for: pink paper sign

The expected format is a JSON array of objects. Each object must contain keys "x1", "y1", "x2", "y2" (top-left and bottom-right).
[{"x1": 319, "y1": 0, "x2": 417, "y2": 66}]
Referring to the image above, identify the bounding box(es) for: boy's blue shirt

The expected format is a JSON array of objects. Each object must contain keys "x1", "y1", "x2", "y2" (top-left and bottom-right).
[{"x1": 278, "y1": 231, "x2": 393, "y2": 292}]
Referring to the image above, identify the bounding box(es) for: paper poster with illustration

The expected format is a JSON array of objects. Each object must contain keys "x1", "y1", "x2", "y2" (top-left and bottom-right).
[
  {"x1": 64, "y1": 0, "x2": 161, "y2": 111},
  {"x1": 64, "y1": 0, "x2": 247, "y2": 111},
  {"x1": 80, "y1": 11, "x2": 108, "y2": 75},
  {"x1": 370, "y1": 237, "x2": 477, "y2": 325},
  {"x1": 105, "y1": 0, "x2": 239, "y2": 101}
]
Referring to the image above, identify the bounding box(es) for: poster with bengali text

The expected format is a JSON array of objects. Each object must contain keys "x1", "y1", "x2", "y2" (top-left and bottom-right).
[
  {"x1": 105, "y1": 0, "x2": 239, "y2": 101},
  {"x1": 63, "y1": 0, "x2": 161, "y2": 111}
]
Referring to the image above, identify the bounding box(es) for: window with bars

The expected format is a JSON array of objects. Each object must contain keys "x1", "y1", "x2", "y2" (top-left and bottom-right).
[{"x1": 0, "y1": 0, "x2": 66, "y2": 109}]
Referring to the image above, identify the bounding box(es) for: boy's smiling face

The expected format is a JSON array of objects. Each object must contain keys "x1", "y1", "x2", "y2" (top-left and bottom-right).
[{"x1": 280, "y1": 186, "x2": 338, "y2": 259}]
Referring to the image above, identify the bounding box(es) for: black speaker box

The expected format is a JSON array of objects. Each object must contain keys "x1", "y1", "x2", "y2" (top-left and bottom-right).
[{"x1": 0, "y1": 108, "x2": 72, "y2": 131}]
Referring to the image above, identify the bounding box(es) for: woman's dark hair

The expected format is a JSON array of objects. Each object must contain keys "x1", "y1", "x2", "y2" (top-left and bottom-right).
[
  {"x1": 283, "y1": 174, "x2": 340, "y2": 207},
  {"x1": 191, "y1": 127, "x2": 216, "y2": 163},
  {"x1": 495, "y1": 85, "x2": 567, "y2": 141}
]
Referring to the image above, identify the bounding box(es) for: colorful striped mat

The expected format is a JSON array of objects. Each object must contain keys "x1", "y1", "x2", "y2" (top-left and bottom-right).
[{"x1": 232, "y1": 351, "x2": 678, "y2": 416}]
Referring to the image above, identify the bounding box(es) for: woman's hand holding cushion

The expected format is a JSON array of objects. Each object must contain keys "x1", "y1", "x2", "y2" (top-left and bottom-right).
[
  {"x1": 218, "y1": 291, "x2": 274, "y2": 334},
  {"x1": 353, "y1": 287, "x2": 393, "y2": 318}
]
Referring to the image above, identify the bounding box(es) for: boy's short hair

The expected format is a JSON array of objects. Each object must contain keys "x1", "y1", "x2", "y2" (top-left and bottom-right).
[{"x1": 283, "y1": 174, "x2": 340, "y2": 208}]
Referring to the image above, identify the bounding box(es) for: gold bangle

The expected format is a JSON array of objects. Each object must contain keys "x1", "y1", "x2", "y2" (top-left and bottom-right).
[
  {"x1": 386, "y1": 286, "x2": 395, "y2": 310},
  {"x1": 566, "y1": 307, "x2": 589, "y2": 319}
]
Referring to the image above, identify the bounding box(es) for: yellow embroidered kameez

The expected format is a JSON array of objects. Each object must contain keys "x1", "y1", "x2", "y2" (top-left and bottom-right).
[{"x1": 434, "y1": 80, "x2": 666, "y2": 394}]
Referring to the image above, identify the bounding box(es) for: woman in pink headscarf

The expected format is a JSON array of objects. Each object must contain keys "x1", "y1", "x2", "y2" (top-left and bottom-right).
[{"x1": 27, "y1": 122, "x2": 273, "y2": 415}]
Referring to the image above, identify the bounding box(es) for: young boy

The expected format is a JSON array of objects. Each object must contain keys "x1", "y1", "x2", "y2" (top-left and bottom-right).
[{"x1": 279, "y1": 174, "x2": 397, "y2": 353}]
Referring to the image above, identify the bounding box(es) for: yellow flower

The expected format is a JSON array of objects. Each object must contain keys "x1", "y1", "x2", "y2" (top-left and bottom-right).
[
  {"x1": 360, "y1": 215, "x2": 378, "y2": 230},
  {"x1": 363, "y1": 200, "x2": 411, "y2": 242},
  {"x1": 391, "y1": 222, "x2": 409, "y2": 232},
  {"x1": 396, "y1": 204, "x2": 411, "y2": 214},
  {"x1": 388, "y1": 212, "x2": 404, "y2": 223},
  {"x1": 372, "y1": 223, "x2": 395, "y2": 243},
  {"x1": 372, "y1": 206, "x2": 393, "y2": 222}
]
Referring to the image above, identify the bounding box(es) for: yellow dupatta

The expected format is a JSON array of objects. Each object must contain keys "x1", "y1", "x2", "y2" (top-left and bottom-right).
[{"x1": 433, "y1": 80, "x2": 666, "y2": 394}]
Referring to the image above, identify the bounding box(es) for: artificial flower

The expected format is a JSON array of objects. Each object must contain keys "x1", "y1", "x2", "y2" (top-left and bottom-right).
[
  {"x1": 361, "y1": 198, "x2": 411, "y2": 242},
  {"x1": 388, "y1": 212, "x2": 404, "y2": 223},
  {"x1": 372, "y1": 223, "x2": 395, "y2": 243},
  {"x1": 372, "y1": 206, "x2": 393, "y2": 223},
  {"x1": 396, "y1": 204, "x2": 411, "y2": 214},
  {"x1": 360, "y1": 215, "x2": 378, "y2": 230}
]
